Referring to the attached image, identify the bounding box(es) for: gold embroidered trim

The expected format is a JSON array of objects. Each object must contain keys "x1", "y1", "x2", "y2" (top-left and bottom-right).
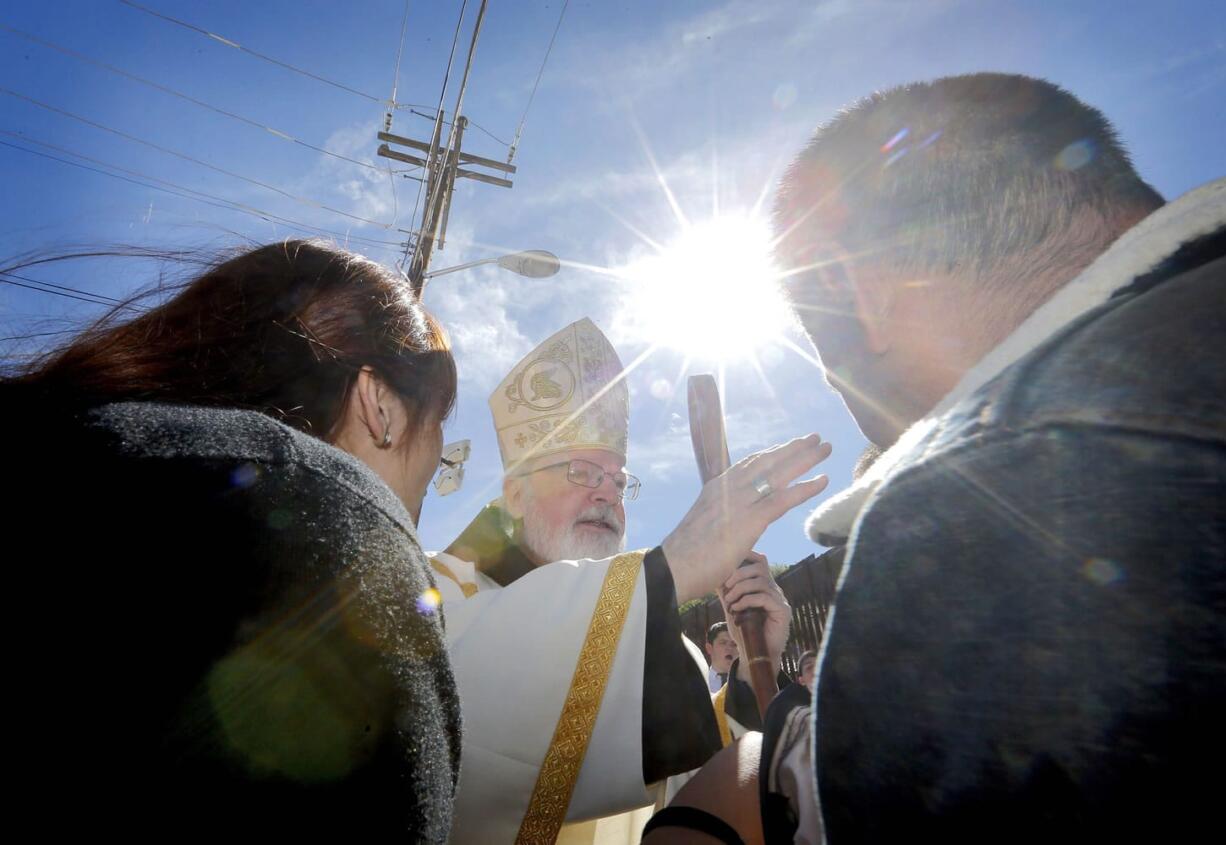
[
  {"x1": 712, "y1": 683, "x2": 732, "y2": 748},
  {"x1": 429, "y1": 558, "x2": 478, "y2": 599},
  {"x1": 514, "y1": 550, "x2": 645, "y2": 845}
]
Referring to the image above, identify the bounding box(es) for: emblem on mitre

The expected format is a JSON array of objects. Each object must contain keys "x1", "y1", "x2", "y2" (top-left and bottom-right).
[{"x1": 490, "y1": 318, "x2": 629, "y2": 469}]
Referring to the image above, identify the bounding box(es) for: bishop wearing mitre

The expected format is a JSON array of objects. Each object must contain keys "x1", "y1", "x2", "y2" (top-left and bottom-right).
[{"x1": 431, "y1": 318, "x2": 830, "y2": 843}]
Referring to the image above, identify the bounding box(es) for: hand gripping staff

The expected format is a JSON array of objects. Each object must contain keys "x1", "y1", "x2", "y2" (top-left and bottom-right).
[{"x1": 687, "y1": 374, "x2": 777, "y2": 720}]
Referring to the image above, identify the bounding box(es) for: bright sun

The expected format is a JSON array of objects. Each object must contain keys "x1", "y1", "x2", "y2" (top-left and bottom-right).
[{"x1": 615, "y1": 214, "x2": 794, "y2": 361}]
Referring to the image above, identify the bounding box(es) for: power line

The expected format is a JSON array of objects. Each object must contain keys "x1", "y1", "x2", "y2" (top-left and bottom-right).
[
  {"x1": 0, "y1": 271, "x2": 139, "y2": 309},
  {"x1": 382, "y1": 0, "x2": 411, "y2": 226},
  {"x1": 1, "y1": 270, "x2": 128, "y2": 306},
  {"x1": 0, "y1": 23, "x2": 380, "y2": 172},
  {"x1": 0, "y1": 327, "x2": 84, "y2": 343},
  {"x1": 119, "y1": 0, "x2": 397, "y2": 106},
  {"x1": 467, "y1": 118, "x2": 510, "y2": 148},
  {"x1": 428, "y1": 1, "x2": 471, "y2": 161},
  {"x1": 509, "y1": 0, "x2": 569, "y2": 164},
  {"x1": 409, "y1": 107, "x2": 509, "y2": 148},
  {"x1": 0, "y1": 135, "x2": 268, "y2": 241},
  {"x1": 2, "y1": 87, "x2": 393, "y2": 229},
  {"x1": 0, "y1": 134, "x2": 405, "y2": 249},
  {"x1": 0, "y1": 277, "x2": 119, "y2": 308},
  {"x1": 399, "y1": 0, "x2": 470, "y2": 273},
  {"x1": 388, "y1": 0, "x2": 412, "y2": 113}
]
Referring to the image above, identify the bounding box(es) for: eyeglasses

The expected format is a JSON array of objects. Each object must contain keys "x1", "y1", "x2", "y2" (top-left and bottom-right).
[
  {"x1": 433, "y1": 439, "x2": 470, "y2": 496},
  {"x1": 516, "y1": 458, "x2": 641, "y2": 502}
]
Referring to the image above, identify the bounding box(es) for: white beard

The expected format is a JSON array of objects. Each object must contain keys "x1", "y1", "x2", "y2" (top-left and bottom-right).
[{"x1": 519, "y1": 486, "x2": 626, "y2": 563}]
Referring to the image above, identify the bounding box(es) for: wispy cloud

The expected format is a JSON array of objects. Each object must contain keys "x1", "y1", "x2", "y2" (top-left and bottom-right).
[
  {"x1": 1111, "y1": 39, "x2": 1226, "y2": 99},
  {"x1": 631, "y1": 411, "x2": 692, "y2": 480},
  {"x1": 726, "y1": 405, "x2": 796, "y2": 456},
  {"x1": 322, "y1": 121, "x2": 402, "y2": 222},
  {"x1": 426, "y1": 263, "x2": 534, "y2": 392},
  {"x1": 525, "y1": 157, "x2": 701, "y2": 210},
  {"x1": 679, "y1": 0, "x2": 780, "y2": 45},
  {"x1": 287, "y1": 119, "x2": 407, "y2": 239},
  {"x1": 524, "y1": 125, "x2": 805, "y2": 287},
  {"x1": 631, "y1": 403, "x2": 796, "y2": 481},
  {"x1": 568, "y1": 0, "x2": 790, "y2": 99},
  {"x1": 562, "y1": 0, "x2": 926, "y2": 104},
  {"x1": 777, "y1": 0, "x2": 961, "y2": 50}
]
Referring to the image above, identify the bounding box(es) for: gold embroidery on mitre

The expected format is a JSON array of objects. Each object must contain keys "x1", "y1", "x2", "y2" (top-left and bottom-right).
[
  {"x1": 491, "y1": 318, "x2": 629, "y2": 469},
  {"x1": 505, "y1": 340, "x2": 576, "y2": 413},
  {"x1": 514, "y1": 550, "x2": 645, "y2": 845}
]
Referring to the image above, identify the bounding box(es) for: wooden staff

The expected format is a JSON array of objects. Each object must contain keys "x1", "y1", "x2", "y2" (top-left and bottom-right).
[{"x1": 687, "y1": 374, "x2": 777, "y2": 720}]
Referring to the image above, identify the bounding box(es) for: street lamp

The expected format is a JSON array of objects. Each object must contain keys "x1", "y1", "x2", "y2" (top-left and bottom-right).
[{"x1": 421, "y1": 250, "x2": 562, "y2": 282}]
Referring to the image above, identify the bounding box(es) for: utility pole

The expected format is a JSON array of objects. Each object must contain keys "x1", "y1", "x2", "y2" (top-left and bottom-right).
[{"x1": 377, "y1": 0, "x2": 513, "y2": 296}]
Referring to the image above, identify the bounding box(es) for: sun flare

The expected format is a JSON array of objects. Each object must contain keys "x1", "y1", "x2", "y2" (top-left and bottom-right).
[{"x1": 614, "y1": 214, "x2": 794, "y2": 361}]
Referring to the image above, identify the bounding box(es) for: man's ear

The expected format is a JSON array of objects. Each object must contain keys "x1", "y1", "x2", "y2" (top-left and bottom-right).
[
  {"x1": 849, "y1": 270, "x2": 896, "y2": 355},
  {"x1": 503, "y1": 474, "x2": 527, "y2": 520}
]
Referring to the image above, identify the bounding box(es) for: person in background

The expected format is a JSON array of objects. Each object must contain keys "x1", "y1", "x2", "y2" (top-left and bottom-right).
[{"x1": 705, "y1": 622, "x2": 739, "y2": 693}]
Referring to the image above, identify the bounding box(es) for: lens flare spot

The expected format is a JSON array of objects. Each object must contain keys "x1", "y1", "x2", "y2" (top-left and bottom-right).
[
  {"x1": 206, "y1": 647, "x2": 372, "y2": 783},
  {"x1": 231, "y1": 462, "x2": 262, "y2": 489},
  {"x1": 649, "y1": 378, "x2": 672, "y2": 400},
  {"x1": 881, "y1": 127, "x2": 909, "y2": 153},
  {"x1": 884, "y1": 147, "x2": 909, "y2": 168},
  {"x1": 1055, "y1": 139, "x2": 1096, "y2": 171},
  {"x1": 417, "y1": 587, "x2": 442, "y2": 615},
  {"x1": 772, "y1": 82, "x2": 798, "y2": 110},
  {"x1": 1082, "y1": 557, "x2": 1123, "y2": 586}
]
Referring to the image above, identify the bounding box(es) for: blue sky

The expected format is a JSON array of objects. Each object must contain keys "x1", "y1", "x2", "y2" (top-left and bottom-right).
[{"x1": 3, "y1": 0, "x2": 1223, "y2": 566}]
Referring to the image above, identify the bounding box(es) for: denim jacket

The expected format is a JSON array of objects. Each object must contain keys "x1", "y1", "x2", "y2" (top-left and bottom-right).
[{"x1": 805, "y1": 179, "x2": 1226, "y2": 842}]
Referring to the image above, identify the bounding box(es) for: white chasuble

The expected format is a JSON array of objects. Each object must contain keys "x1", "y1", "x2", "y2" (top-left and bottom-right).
[{"x1": 432, "y1": 549, "x2": 659, "y2": 844}]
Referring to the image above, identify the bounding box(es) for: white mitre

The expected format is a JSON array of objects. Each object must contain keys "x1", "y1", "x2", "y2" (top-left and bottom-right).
[{"x1": 489, "y1": 317, "x2": 629, "y2": 470}]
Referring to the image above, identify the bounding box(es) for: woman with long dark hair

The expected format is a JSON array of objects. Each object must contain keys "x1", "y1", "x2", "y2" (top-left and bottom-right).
[{"x1": 3, "y1": 240, "x2": 460, "y2": 840}]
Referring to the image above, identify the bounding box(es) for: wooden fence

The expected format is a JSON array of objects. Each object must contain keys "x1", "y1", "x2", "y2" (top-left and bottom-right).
[{"x1": 679, "y1": 547, "x2": 845, "y2": 679}]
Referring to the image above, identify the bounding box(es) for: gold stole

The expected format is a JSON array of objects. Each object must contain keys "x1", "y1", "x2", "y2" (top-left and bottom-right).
[
  {"x1": 514, "y1": 550, "x2": 646, "y2": 845},
  {"x1": 712, "y1": 682, "x2": 733, "y2": 748},
  {"x1": 430, "y1": 557, "x2": 478, "y2": 598}
]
